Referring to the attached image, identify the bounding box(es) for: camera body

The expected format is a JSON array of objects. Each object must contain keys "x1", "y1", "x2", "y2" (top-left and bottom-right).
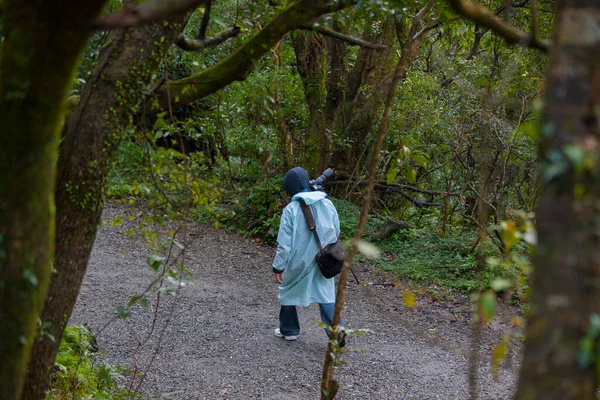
[{"x1": 309, "y1": 168, "x2": 334, "y2": 191}]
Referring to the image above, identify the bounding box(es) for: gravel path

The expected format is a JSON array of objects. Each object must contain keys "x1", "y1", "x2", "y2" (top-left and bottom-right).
[{"x1": 71, "y1": 203, "x2": 519, "y2": 399}]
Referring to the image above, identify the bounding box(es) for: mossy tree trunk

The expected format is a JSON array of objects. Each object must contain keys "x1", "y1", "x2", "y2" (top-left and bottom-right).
[
  {"x1": 21, "y1": 2, "x2": 358, "y2": 397},
  {"x1": 21, "y1": 12, "x2": 189, "y2": 399},
  {"x1": 292, "y1": 16, "x2": 400, "y2": 173},
  {"x1": 515, "y1": 0, "x2": 600, "y2": 398},
  {"x1": 294, "y1": 31, "x2": 328, "y2": 174},
  {"x1": 0, "y1": 1, "x2": 106, "y2": 398},
  {"x1": 321, "y1": 24, "x2": 348, "y2": 172},
  {"x1": 338, "y1": 17, "x2": 400, "y2": 170}
]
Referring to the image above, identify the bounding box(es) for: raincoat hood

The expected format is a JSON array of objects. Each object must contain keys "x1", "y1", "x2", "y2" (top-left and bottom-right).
[
  {"x1": 283, "y1": 167, "x2": 310, "y2": 197},
  {"x1": 292, "y1": 191, "x2": 327, "y2": 205}
]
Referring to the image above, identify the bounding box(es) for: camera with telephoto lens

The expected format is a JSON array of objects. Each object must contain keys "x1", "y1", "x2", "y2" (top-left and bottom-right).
[{"x1": 309, "y1": 168, "x2": 334, "y2": 191}]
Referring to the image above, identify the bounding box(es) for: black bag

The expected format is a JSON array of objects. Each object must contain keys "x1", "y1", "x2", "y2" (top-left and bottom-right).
[{"x1": 299, "y1": 200, "x2": 345, "y2": 279}]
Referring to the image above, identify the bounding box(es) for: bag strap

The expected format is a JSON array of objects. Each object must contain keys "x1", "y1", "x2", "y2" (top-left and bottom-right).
[{"x1": 298, "y1": 199, "x2": 323, "y2": 251}]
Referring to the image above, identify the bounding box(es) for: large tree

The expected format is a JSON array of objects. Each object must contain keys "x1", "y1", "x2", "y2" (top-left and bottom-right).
[
  {"x1": 19, "y1": 1, "x2": 360, "y2": 397},
  {"x1": 515, "y1": 0, "x2": 600, "y2": 397},
  {"x1": 21, "y1": 8, "x2": 192, "y2": 398},
  {"x1": 0, "y1": 1, "x2": 107, "y2": 398},
  {"x1": 448, "y1": 0, "x2": 600, "y2": 397}
]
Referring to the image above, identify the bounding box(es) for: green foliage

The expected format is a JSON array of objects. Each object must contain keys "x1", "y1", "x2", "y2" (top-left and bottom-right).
[
  {"x1": 102, "y1": 0, "x2": 546, "y2": 301},
  {"x1": 578, "y1": 314, "x2": 600, "y2": 371},
  {"x1": 329, "y1": 197, "x2": 390, "y2": 240},
  {"x1": 194, "y1": 176, "x2": 285, "y2": 244},
  {"x1": 373, "y1": 228, "x2": 481, "y2": 292},
  {"x1": 107, "y1": 138, "x2": 220, "y2": 214},
  {"x1": 48, "y1": 324, "x2": 131, "y2": 400},
  {"x1": 370, "y1": 220, "x2": 533, "y2": 294}
]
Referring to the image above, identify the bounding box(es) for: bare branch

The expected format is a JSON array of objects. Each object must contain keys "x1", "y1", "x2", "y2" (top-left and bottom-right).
[
  {"x1": 198, "y1": 0, "x2": 212, "y2": 39},
  {"x1": 413, "y1": 15, "x2": 462, "y2": 42},
  {"x1": 504, "y1": 0, "x2": 514, "y2": 24},
  {"x1": 151, "y1": 0, "x2": 358, "y2": 111},
  {"x1": 298, "y1": 23, "x2": 388, "y2": 49},
  {"x1": 176, "y1": 26, "x2": 241, "y2": 51},
  {"x1": 530, "y1": 0, "x2": 539, "y2": 42},
  {"x1": 447, "y1": 0, "x2": 550, "y2": 52},
  {"x1": 408, "y1": 0, "x2": 436, "y2": 40},
  {"x1": 146, "y1": 75, "x2": 166, "y2": 97},
  {"x1": 92, "y1": 0, "x2": 207, "y2": 29}
]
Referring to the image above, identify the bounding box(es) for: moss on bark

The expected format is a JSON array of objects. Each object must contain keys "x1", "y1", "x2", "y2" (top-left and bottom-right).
[
  {"x1": 21, "y1": 13, "x2": 189, "y2": 399},
  {"x1": 0, "y1": 1, "x2": 106, "y2": 398}
]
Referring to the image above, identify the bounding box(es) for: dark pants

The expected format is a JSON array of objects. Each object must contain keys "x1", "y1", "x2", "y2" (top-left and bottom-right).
[{"x1": 279, "y1": 303, "x2": 343, "y2": 336}]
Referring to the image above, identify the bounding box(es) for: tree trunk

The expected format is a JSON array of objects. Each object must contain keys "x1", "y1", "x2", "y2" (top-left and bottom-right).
[
  {"x1": 294, "y1": 30, "x2": 328, "y2": 174},
  {"x1": 515, "y1": 1, "x2": 600, "y2": 398},
  {"x1": 21, "y1": 14, "x2": 188, "y2": 399},
  {"x1": 271, "y1": 41, "x2": 294, "y2": 171},
  {"x1": 339, "y1": 17, "x2": 400, "y2": 169},
  {"x1": 320, "y1": 21, "x2": 348, "y2": 172},
  {"x1": 0, "y1": 1, "x2": 106, "y2": 398}
]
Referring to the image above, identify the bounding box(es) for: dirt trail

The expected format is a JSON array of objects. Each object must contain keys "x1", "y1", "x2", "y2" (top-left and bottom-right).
[{"x1": 70, "y1": 203, "x2": 519, "y2": 399}]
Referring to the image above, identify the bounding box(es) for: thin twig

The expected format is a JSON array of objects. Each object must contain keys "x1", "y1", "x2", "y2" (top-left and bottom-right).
[
  {"x1": 298, "y1": 23, "x2": 388, "y2": 49},
  {"x1": 320, "y1": 3, "x2": 433, "y2": 398},
  {"x1": 176, "y1": 26, "x2": 241, "y2": 51},
  {"x1": 447, "y1": 0, "x2": 550, "y2": 52},
  {"x1": 198, "y1": 0, "x2": 212, "y2": 39}
]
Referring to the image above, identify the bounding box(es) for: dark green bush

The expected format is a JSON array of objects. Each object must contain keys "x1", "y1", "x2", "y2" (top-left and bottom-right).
[
  {"x1": 373, "y1": 229, "x2": 479, "y2": 292},
  {"x1": 48, "y1": 324, "x2": 131, "y2": 400}
]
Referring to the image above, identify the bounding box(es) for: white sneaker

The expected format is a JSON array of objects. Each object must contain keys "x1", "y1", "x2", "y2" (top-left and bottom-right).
[{"x1": 274, "y1": 328, "x2": 298, "y2": 341}]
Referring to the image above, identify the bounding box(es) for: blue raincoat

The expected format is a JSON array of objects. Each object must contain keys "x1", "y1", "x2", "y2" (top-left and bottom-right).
[{"x1": 272, "y1": 169, "x2": 340, "y2": 307}]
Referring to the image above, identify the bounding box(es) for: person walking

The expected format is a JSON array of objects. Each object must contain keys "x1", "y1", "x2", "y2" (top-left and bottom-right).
[{"x1": 272, "y1": 167, "x2": 344, "y2": 346}]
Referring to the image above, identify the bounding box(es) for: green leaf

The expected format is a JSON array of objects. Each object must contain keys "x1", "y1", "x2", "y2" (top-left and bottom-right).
[
  {"x1": 356, "y1": 240, "x2": 381, "y2": 259},
  {"x1": 411, "y1": 154, "x2": 429, "y2": 167},
  {"x1": 491, "y1": 278, "x2": 512, "y2": 292},
  {"x1": 540, "y1": 159, "x2": 567, "y2": 182},
  {"x1": 479, "y1": 291, "x2": 496, "y2": 324},
  {"x1": 23, "y1": 269, "x2": 38, "y2": 287},
  {"x1": 386, "y1": 165, "x2": 398, "y2": 184},
  {"x1": 492, "y1": 339, "x2": 509, "y2": 380},
  {"x1": 117, "y1": 305, "x2": 130, "y2": 319},
  {"x1": 518, "y1": 120, "x2": 540, "y2": 141},
  {"x1": 146, "y1": 254, "x2": 165, "y2": 272},
  {"x1": 140, "y1": 298, "x2": 149, "y2": 308},
  {"x1": 563, "y1": 144, "x2": 586, "y2": 175},
  {"x1": 402, "y1": 166, "x2": 417, "y2": 183},
  {"x1": 153, "y1": 117, "x2": 168, "y2": 130},
  {"x1": 128, "y1": 296, "x2": 141, "y2": 306}
]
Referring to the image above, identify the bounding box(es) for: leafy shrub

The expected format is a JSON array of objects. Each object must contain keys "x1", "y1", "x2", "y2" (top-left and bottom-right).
[
  {"x1": 48, "y1": 324, "x2": 131, "y2": 400},
  {"x1": 371, "y1": 227, "x2": 531, "y2": 293},
  {"x1": 107, "y1": 138, "x2": 220, "y2": 213},
  {"x1": 330, "y1": 197, "x2": 391, "y2": 240},
  {"x1": 194, "y1": 176, "x2": 285, "y2": 244},
  {"x1": 373, "y1": 229, "x2": 480, "y2": 292}
]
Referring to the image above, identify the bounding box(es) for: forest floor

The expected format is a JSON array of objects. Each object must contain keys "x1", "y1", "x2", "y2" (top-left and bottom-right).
[{"x1": 70, "y1": 202, "x2": 521, "y2": 399}]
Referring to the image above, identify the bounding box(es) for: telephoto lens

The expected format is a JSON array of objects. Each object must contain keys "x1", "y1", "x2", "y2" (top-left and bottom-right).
[{"x1": 309, "y1": 168, "x2": 334, "y2": 191}]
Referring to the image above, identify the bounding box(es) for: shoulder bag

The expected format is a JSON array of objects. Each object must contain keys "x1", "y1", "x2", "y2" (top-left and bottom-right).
[{"x1": 298, "y1": 199, "x2": 345, "y2": 279}]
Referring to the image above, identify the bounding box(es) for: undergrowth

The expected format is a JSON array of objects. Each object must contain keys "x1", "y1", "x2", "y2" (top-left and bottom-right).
[
  {"x1": 107, "y1": 141, "x2": 528, "y2": 295},
  {"x1": 47, "y1": 324, "x2": 132, "y2": 400},
  {"x1": 373, "y1": 229, "x2": 480, "y2": 292}
]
